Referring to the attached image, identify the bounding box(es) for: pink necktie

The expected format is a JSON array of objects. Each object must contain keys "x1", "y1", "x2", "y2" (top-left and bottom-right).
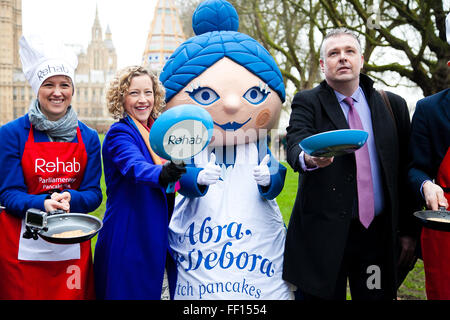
[{"x1": 343, "y1": 97, "x2": 374, "y2": 228}]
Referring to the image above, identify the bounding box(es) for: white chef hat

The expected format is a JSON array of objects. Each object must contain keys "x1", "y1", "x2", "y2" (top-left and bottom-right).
[{"x1": 19, "y1": 34, "x2": 78, "y2": 95}]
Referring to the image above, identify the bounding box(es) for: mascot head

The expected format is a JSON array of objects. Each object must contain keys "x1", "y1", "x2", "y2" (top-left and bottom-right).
[{"x1": 160, "y1": 0, "x2": 285, "y2": 146}]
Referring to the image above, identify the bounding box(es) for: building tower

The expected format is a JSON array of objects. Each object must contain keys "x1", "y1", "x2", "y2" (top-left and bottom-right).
[
  {"x1": 103, "y1": 25, "x2": 117, "y2": 73},
  {"x1": 0, "y1": 0, "x2": 22, "y2": 125},
  {"x1": 85, "y1": 6, "x2": 117, "y2": 72},
  {"x1": 142, "y1": 0, "x2": 186, "y2": 71},
  {"x1": 73, "y1": 6, "x2": 117, "y2": 131}
]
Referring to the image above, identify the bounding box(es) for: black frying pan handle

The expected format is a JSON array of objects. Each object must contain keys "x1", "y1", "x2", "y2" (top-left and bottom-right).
[{"x1": 49, "y1": 209, "x2": 66, "y2": 216}]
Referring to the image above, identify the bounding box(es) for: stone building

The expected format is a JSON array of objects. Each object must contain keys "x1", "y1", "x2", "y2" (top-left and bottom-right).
[
  {"x1": 74, "y1": 6, "x2": 117, "y2": 132},
  {"x1": 1, "y1": 0, "x2": 188, "y2": 129},
  {"x1": 0, "y1": 0, "x2": 23, "y2": 125}
]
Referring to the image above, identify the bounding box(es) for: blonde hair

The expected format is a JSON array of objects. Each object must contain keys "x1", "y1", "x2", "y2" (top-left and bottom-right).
[{"x1": 106, "y1": 65, "x2": 166, "y2": 120}]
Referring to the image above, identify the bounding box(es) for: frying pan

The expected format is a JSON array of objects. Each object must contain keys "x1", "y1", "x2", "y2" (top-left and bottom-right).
[
  {"x1": 299, "y1": 129, "x2": 368, "y2": 157},
  {"x1": 38, "y1": 213, "x2": 103, "y2": 244},
  {"x1": 414, "y1": 207, "x2": 450, "y2": 232}
]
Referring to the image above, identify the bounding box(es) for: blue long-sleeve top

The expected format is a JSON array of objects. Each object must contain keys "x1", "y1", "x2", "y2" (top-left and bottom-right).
[{"x1": 0, "y1": 114, "x2": 103, "y2": 218}]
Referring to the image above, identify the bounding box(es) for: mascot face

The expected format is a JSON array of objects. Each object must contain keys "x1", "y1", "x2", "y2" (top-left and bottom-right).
[
  {"x1": 166, "y1": 58, "x2": 282, "y2": 146},
  {"x1": 160, "y1": 0, "x2": 285, "y2": 147}
]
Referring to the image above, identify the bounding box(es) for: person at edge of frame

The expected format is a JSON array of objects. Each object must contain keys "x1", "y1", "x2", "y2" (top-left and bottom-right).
[{"x1": 408, "y1": 13, "x2": 450, "y2": 300}]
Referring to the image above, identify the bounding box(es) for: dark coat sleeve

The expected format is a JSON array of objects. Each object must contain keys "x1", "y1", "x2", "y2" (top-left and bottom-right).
[
  {"x1": 286, "y1": 89, "x2": 319, "y2": 172},
  {"x1": 408, "y1": 98, "x2": 437, "y2": 198}
]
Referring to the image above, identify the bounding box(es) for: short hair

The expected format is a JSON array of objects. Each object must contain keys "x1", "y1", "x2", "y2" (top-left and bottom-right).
[
  {"x1": 106, "y1": 65, "x2": 166, "y2": 120},
  {"x1": 319, "y1": 28, "x2": 362, "y2": 61}
]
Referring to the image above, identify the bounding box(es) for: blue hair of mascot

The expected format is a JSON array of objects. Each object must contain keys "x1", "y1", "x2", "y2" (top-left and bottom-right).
[{"x1": 159, "y1": 0, "x2": 285, "y2": 104}]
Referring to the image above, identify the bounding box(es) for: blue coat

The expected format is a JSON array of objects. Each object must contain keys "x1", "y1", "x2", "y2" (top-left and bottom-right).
[
  {"x1": 0, "y1": 114, "x2": 102, "y2": 216},
  {"x1": 94, "y1": 117, "x2": 176, "y2": 300}
]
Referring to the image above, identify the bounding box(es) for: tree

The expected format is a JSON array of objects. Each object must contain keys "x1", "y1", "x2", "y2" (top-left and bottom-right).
[
  {"x1": 231, "y1": 0, "x2": 328, "y2": 94},
  {"x1": 177, "y1": 0, "x2": 448, "y2": 97},
  {"x1": 175, "y1": 0, "x2": 201, "y2": 39}
]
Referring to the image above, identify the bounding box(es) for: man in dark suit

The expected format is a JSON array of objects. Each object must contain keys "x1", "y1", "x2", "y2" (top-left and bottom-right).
[
  {"x1": 408, "y1": 14, "x2": 450, "y2": 299},
  {"x1": 282, "y1": 28, "x2": 417, "y2": 300}
]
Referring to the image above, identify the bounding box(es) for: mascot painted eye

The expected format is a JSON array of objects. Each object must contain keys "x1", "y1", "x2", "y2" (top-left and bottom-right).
[
  {"x1": 243, "y1": 86, "x2": 269, "y2": 105},
  {"x1": 188, "y1": 87, "x2": 220, "y2": 105}
]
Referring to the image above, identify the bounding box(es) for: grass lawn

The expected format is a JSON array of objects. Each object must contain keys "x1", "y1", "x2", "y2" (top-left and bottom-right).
[
  {"x1": 89, "y1": 134, "x2": 426, "y2": 299},
  {"x1": 89, "y1": 135, "x2": 106, "y2": 255}
]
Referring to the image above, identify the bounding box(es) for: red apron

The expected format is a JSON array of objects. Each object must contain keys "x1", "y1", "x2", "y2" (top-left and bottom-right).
[
  {"x1": 421, "y1": 147, "x2": 450, "y2": 300},
  {"x1": 0, "y1": 126, "x2": 95, "y2": 300}
]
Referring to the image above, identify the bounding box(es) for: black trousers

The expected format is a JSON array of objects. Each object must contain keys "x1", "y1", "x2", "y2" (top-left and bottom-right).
[{"x1": 302, "y1": 215, "x2": 390, "y2": 301}]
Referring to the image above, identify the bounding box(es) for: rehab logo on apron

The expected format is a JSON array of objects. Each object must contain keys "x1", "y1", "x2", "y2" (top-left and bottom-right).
[{"x1": 24, "y1": 127, "x2": 85, "y2": 195}]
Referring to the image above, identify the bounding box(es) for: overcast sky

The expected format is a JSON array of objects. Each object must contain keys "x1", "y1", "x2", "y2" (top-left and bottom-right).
[{"x1": 22, "y1": 0, "x2": 158, "y2": 69}]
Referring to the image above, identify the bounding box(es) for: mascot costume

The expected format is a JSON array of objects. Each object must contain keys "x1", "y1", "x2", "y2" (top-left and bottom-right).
[{"x1": 160, "y1": 0, "x2": 293, "y2": 300}]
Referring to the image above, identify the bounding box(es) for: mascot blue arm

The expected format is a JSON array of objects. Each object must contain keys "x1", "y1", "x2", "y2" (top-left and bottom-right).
[{"x1": 178, "y1": 147, "x2": 286, "y2": 200}]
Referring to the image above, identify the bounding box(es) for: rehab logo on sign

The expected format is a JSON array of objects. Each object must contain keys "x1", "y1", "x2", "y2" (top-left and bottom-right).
[
  {"x1": 163, "y1": 120, "x2": 208, "y2": 162},
  {"x1": 150, "y1": 104, "x2": 213, "y2": 192},
  {"x1": 150, "y1": 104, "x2": 213, "y2": 163}
]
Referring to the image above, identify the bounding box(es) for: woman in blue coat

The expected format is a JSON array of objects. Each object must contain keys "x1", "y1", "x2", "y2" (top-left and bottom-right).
[{"x1": 94, "y1": 66, "x2": 185, "y2": 300}]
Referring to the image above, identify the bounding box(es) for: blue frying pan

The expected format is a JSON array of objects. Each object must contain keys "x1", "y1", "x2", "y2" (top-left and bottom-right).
[
  {"x1": 150, "y1": 104, "x2": 214, "y2": 192},
  {"x1": 299, "y1": 129, "x2": 368, "y2": 157}
]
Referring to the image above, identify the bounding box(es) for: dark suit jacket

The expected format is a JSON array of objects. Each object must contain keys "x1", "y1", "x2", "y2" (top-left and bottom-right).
[
  {"x1": 409, "y1": 89, "x2": 450, "y2": 199},
  {"x1": 282, "y1": 74, "x2": 415, "y2": 299}
]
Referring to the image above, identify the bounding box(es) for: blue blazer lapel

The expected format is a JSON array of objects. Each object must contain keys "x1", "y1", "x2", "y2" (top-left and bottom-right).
[{"x1": 441, "y1": 89, "x2": 450, "y2": 123}]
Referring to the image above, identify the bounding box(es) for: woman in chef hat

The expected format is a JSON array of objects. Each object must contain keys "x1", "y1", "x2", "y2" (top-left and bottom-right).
[
  {"x1": 0, "y1": 34, "x2": 102, "y2": 300},
  {"x1": 161, "y1": 0, "x2": 293, "y2": 300}
]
